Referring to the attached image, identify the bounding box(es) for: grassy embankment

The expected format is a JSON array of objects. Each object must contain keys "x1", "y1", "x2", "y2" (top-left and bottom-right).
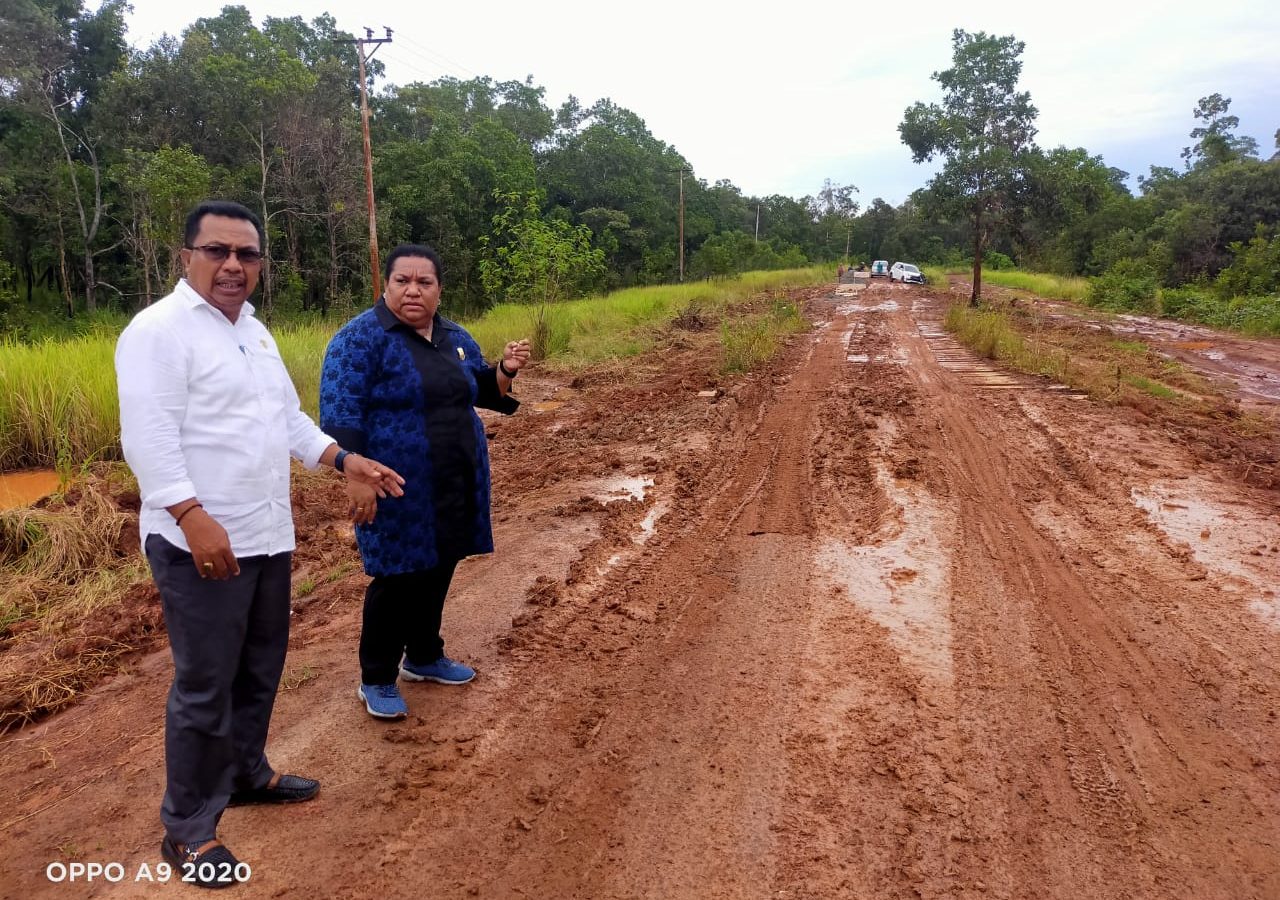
[
  {"x1": 0, "y1": 266, "x2": 826, "y2": 732},
  {"x1": 928, "y1": 264, "x2": 1280, "y2": 336},
  {"x1": 2, "y1": 267, "x2": 827, "y2": 473},
  {"x1": 922, "y1": 266, "x2": 1089, "y2": 303},
  {"x1": 939, "y1": 276, "x2": 1275, "y2": 466}
]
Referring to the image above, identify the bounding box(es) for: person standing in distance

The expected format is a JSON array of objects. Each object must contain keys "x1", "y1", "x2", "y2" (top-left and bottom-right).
[{"x1": 115, "y1": 200, "x2": 405, "y2": 887}]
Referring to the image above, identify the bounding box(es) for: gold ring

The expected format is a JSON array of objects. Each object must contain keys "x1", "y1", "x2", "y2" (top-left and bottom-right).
[
  {"x1": 203, "y1": 562, "x2": 214, "y2": 571},
  {"x1": 356, "y1": 506, "x2": 365, "y2": 511}
]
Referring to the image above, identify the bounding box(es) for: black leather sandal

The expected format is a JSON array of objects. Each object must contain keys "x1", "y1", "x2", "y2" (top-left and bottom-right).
[
  {"x1": 160, "y1": 836, "x2": 241, "y2": 889},
  {"x1": 227, "y1": 773, "x2": 319, "y2": 806}
]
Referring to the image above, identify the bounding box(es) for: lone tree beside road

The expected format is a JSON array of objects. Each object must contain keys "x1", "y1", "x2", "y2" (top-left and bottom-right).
[{"x1": 900, "y1": 29, "x2": 1038, "y2": 304}]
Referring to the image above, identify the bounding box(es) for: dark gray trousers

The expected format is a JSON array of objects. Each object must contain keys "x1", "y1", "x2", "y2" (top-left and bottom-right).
[{"x1": 145, "y1": 534, "x2": 291, "y2": 845}]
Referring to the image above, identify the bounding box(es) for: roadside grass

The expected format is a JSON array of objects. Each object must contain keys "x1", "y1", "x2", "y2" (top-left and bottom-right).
[
  {"x1": 1123, "y1": 375, "x2": 1181, "y2": 401},
  {"x1": 0, "y1": 336, "x2": 121, "y2": 473},
  {"x1": 943, "y1": 298, "x2": 1220, "y2": 411},
  {"x1": 1, "y1": 268, "x2": 829, "y2": 469},
  {"x1": 922, "y1": 265, "x2": 954, "y2": 286},
  {"x1": 467, "y1": 266, "x2": 829, "y2": 371},
  {"x1": 926, "y1": 266, "x2": 1093, "y2": 305},
  {"x1": 982, "y1": 270, "x2": 1090, "y2": 302},
  {"x1": 719, "y1": 293, "x2": 809, "y2": 374}
]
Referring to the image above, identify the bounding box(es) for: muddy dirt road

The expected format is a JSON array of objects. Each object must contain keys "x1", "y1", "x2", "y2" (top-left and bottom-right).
[{"x1": 3, "y1": 281, "x2": 1279, "y2": 899}]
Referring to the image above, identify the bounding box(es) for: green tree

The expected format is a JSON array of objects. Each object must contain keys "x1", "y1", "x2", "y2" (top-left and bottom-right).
[
  {"x1": 1181, "y1": 93, "x2": 1259, "y2": 169},
  {"x1": 478, "y1": 190, "x2": 605, "y2": 306},
  {"x1": 110, "y1": 145, "x2": 214, "y2": 306},
  {"x1": 900, "y1": 29, "x2": 1038, "y2": 304},
  {"x1": 0, "y1": 0, "x2": 129, "y2": 312}
]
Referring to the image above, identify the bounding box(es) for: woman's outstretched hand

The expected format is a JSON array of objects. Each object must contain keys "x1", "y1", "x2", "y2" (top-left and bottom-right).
[{"x1": 501, "y1": 339, "x2": 532, "y2": 373}]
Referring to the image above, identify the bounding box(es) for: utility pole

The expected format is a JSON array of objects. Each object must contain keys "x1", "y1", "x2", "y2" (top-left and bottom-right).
[
  {"x1": 754, "y1": 203, "x2": 760, "y2": 243},
  {"x1": 678, "y1": 168, "x2": 685, "y2": 282},
  {"x1": 339, "y1": 27, "x2": 392, "y2": 303}
]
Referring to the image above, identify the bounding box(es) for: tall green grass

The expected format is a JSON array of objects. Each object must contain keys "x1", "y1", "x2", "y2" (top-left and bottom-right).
[
  {"x1": 720, "y1": 294, "x2": 808, "y2": 373},
  {"x1": 274, "y1": 323, "x2": 334, "y2": 418},
  {"x1": 1, "y1": 268, "x2": 828, "y2": 470},
  {"x1": 943, "y1": 303, "x2": 1067, "y2": 379},
  {"x1": 466, "y1": 266, "x2": 828, "y2": 368},
  {"x1": 0, "y1": 337, "x2": 121, "y2": 473},
  {"x1": 923, "y1": 266, "x2": 1090, "y2": 303},
  {"x1": 922, "y1": 265, "x2": 954, "y2": 285},
  {"x1": 981, "y1": 270, "x2": 1090, "y2": 302}
]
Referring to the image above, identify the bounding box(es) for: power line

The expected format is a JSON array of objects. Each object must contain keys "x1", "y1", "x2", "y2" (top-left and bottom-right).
[
  {"x1": 394, "y1": 32, "x2": 482, "y2": 80},
  {"x1": 377, "y1": 47, "x2": 458, "y2": 86}
]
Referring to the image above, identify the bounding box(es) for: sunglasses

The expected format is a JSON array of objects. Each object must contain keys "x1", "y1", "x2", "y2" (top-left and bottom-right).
[{"x1": 187, "y1": 244, "x2": 264, "y2": 265}]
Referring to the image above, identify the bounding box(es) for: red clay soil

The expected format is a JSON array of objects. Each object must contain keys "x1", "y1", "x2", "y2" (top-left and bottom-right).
[{"x1": 2, "y1": 281, "x2": 1278, "y2": 899}]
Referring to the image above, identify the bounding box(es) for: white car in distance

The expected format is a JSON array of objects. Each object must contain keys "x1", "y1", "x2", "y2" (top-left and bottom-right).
[{"x1": 890, "y1": 262, "x2": 924, "y2": 284}]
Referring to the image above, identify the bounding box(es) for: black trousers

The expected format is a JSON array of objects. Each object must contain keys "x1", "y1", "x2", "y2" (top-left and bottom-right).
[
  {"x1": 360, "y1": 560, "x2": 458, "y2": 685},
  {"x1": 145, "y1": 535, "x2": 291, "y2": 845}
]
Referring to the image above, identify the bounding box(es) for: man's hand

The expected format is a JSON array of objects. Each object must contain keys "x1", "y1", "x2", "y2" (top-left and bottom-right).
[
  {"x1": 180, "y1": 509, "x2": 240, "y2": 579},
  {"x1": 342, "y1": 453, "x2": 405, "y2": 498},
  {"x1": 347, "y1": 481, "x2": 379, "y2": 525}
]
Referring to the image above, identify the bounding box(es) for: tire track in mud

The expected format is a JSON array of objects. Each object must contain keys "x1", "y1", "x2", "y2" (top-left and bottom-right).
[
  {"x1": 421, "y1": 307, "x2": 842, "y2": 898},
  {"x1": 883, "y1": 288, "x2": 1280, "y2": 899}
]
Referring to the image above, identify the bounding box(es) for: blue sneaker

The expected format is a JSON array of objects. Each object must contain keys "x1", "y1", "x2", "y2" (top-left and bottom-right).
[
  {"x1": 399, "y1": 655, "x2": 476, "y2": 685},
  {"x1": 358, "y1": 682, "x2": 408, "y2": 719}
]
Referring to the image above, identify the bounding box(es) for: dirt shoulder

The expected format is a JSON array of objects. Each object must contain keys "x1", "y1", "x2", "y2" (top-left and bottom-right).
[{"x1": 2, "y1": 281, "x2": 1278, "y2": 899}]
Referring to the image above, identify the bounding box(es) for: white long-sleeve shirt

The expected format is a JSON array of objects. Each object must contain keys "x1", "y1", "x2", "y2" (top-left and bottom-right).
[{"x1": 115, "y1": 279, "x2": 334, "y2": 556}]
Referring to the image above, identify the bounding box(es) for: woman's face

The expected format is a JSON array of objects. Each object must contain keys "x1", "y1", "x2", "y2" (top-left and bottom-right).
[{"x1": 385, "y1": 255, "x2": 441, "y2": 330}]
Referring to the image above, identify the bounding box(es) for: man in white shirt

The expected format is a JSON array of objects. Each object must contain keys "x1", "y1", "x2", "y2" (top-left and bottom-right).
[{"x1": 116, "y1": 200, "x2": 404, "y2": 887}]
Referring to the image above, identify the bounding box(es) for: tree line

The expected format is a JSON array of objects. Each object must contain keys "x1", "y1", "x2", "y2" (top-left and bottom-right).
[
  {"x1": 1, "y1": 6, "x2": 1276, "y2": 338},
  {"x1": 0, "y1": 2, "x2": 853, "y2": 333}
]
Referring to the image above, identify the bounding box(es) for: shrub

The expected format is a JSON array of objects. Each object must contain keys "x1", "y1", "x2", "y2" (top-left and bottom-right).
[
  {"x1": 1087, "y1": 260, "x2": 1160, "y2": 312},
  {"x1": 1215, "y1": 226, "x2": 1280, "y2": 299},
  {"x1": 983, "y1": 250, "x2": 1016, "y2": 270}
]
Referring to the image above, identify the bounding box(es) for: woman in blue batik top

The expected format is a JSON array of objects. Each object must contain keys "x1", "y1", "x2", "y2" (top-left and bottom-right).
[{"x1": 320, "y1": 243, "x2": 531, "y2": 720}]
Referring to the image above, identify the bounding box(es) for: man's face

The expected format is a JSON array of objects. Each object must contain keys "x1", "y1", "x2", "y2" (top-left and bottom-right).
[{"x1": 179, "y1": 215, "x2": 262, "y2": 319}]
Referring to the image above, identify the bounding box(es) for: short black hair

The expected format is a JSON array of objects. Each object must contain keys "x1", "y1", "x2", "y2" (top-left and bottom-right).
[
  {"x1": 184, "y1": 201, "x2": 265, "y2": 249},
  {"x1": 383, "y1": 243, "x2": 443, "y2": 285}
]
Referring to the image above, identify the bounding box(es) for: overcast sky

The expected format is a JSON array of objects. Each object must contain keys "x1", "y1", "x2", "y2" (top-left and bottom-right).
[{"x1": 118, "y1": 0, "x2": 1280, "y2": 206}]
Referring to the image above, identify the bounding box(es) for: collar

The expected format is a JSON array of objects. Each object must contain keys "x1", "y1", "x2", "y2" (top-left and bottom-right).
[
  {"x1": 176, "y1": 278, "x2": 256, "y2": 319},
  {"x1": 374, "y1": 298, "x2": 460, "y2": 335}
]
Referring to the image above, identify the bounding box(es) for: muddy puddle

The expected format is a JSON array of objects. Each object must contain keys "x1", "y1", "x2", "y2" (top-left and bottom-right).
[
  {"x1": 818, "y1": 419, "x2": 955, "y2": 686},
  {"x1": 1130, "y1": 478, "x2": 1280, "y2": 628},
  {"x1": 578, "y1": 474, "x2": 669, "y2": 568},
  {"x1": 0, "y1": 469, "x2": 60, "y2": 510}
]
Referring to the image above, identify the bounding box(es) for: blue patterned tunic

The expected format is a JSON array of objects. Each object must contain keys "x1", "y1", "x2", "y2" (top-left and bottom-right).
[{"x1": 320, "y1": 300, "x2": 518, "y2": 576}]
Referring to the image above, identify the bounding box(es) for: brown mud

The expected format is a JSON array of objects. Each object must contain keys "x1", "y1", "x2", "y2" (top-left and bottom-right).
[{"x1": 2, "y1": 281, "x2": 1278, "y2": 899}]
